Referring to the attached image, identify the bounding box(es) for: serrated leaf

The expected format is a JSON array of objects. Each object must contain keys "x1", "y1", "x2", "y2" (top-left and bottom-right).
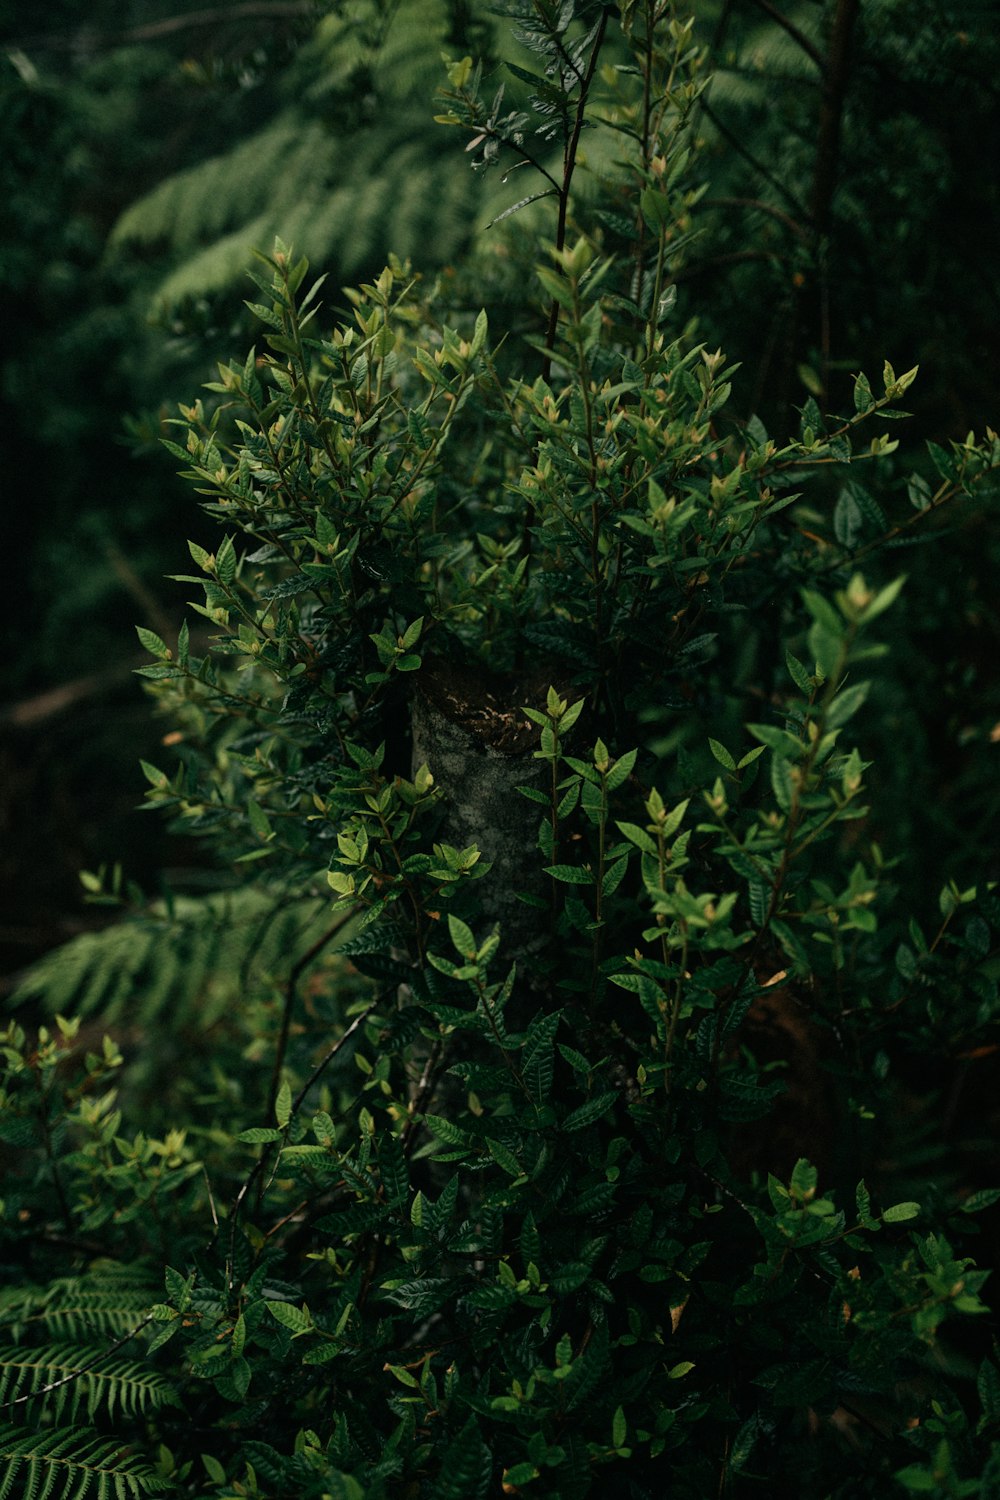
[
  {"x1": 826, "y1": 681, "x2": 869, "y2": 729},
  {"x1": 562, "y1": 1090, "x2": 618, "y2": 1132},
  {"x1": 448, "y1": 914, "x2": 477, "y2": 958},
  {"x1": 136, "y1": 625, "x2": 169, "y2": 659},
  {"x1": 616, "y1": 821, "x2": 656, "y2": 854},
  {"x1": 543, "y1": 864, "x2": 594, "y2": 885},
  {"x1": 432, "y1": 1418, "x2": 491, "y2": 1500},
  {"x1": 487, "y1": 1139, "x2": 523, "y2": 1177},
  {"x1": 786, "y1": 651, "x2": 812, "y2": 693},
  {"x1": 709, "y1": 738, "x2": 736, "y2": 771},
  {"x1": 266, "y1": 1299, "x2": 313, "y2": 1334},
  {"x1": 216, "y1": 534, "x2": 237, "y2": 584},
  {"x1": 834, "y1": 486, "x2": 863, "y2": 548},
  {"x1": 606, "y1": 747, "x2": 637, "y2": 792}
]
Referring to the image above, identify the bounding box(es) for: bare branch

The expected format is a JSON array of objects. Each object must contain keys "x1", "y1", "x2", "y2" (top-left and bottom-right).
[
  {"x1": 10, "y1": 3, "x2": 312, "y2": 54},
  {"x1": 749, "y1": 0, "x2": 826, "y2": 75}
]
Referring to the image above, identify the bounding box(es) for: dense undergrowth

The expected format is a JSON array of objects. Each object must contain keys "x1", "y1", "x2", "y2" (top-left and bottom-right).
[{"x1": 3, "y1": 2, "x2": 1000, "y2": 1496}]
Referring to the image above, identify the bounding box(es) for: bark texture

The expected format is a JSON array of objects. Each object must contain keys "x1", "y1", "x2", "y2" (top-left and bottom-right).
[{"x1": 410, "y1": 659, "x2": 562, "y2": 961}]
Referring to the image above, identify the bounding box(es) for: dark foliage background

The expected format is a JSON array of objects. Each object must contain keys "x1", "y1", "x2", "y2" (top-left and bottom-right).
[
  {"x1": 2, "y1": 0, "x2": 998, "y2": 985},
  {"x1": 2, "y1": 3, "x2": 1000, "y2": 1495}
]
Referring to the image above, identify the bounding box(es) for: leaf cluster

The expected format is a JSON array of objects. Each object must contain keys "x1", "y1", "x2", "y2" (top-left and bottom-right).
[{"x1": 4, "y1": 3, "x2": 1000, "y2": 1497}]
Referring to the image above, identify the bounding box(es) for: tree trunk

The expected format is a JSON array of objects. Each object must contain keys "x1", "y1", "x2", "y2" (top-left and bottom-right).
[{"x1": 410, "y1": 659, "x2": 562, "y2": 963}]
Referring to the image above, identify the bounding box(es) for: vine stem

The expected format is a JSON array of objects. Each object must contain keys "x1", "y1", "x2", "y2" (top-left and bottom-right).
[{"x1": 265, "y1": 909, "x2": 359, "y2": 1129}]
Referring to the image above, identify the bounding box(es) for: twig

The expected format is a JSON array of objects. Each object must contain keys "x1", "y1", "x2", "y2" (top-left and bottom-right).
[
  {"x1": 749, "y1": 0, "x2": 827, "y2": 75},
  {"x1": 701, "y1": 195, "x2": 809, "y2": 240},
  {"x1": 0, "y1": 1313, "x2": 155, "y2": 1411},
  {"x1": 700, "y1": 99, "x2": 809, "y2": 219},
  {"x1": 809, "y1": 0, "x2": 860, "y2": 237},
  {"x1": 11, "y1": 3, "x2": 312, "y2": 52},
  {"x1": 265, "y1": 909, "x2": 359, "y2": 1124},
  {"x1": 228, "y1": 999, "x2": 379, "y2": 1292}
]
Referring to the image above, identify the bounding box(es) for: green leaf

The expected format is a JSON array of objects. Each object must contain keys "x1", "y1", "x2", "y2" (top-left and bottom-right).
[
  {"x1": 136, "y1": 625, "x2": 169, "y2": 659},
  {"x1": 616, "y1": 821, "x2": 656, "y2": 854},
  {"x1": 487, "y1": 1139, "x2": 523, "y2": 1177},
  {"x1": 790, "y1": 1158, "x2": 818, "y2": 1201},
  {"x1": 502, "y1": 1463, "x2": 540, "y2": 1487},
  {"x1": 826, "y1": 681, "x2": 869, "y2": 729},
  {"x1": 401, "y1": 615, "x2": 424, "y2": 649},
  {"x1": 606, "y1": 747, "x2": 637, "y2": 792},
  {"x1": 883, "y1": 1201, "x2": 920, "y2": 1224},
  {"x1": 202, "y1": 1454, "x2": 227, "y2": 1484},
  {"x1": 770, "y1": 753, "x2": 794, "y2": 813},
  {"x1": 379, "y1": 1133, "x2": 409, "y2": 1206},
  {"x1": 834, "y1": 486, "x2": 863, "y2": 548},
  {"x1": 423, "y1": 1115, "x2": 475, "y2": 1149},
  {"x1": 737, "y1": 746, "x2": 766, "y2": 770},
  {"x1": 247, "y1": 799, "x2": 273, "y2": 841},
  {"x1": 266, "y1": 1299, "x2": 313, "y2": 1335},
  {"x1": 407, "y1": 409, "x2": 433, "y2": 450},
  {"x1": 448, "y1": 914, "x2": 477, "y2": 958},
  {"x1": 542, "y1": 864, "x2": 594, "y2": 885},
  {"x1": 858, "y1": 574, "x2": 906, "y2": 622},
  {"x1": 786, "y1": 651, "x2": 812, "y2": 693},
  {"x1": 853, "y1": 371, "x2": 874, "y2": 414},
  {"x1": 216, "y1": 534, "x2": 237, "y2": 584},
  {"x1": 275, "y1": 1079, "x2": 292, "y2": 1128},
  {"x1": 432, "y1": 1418, "x2": 490, "y2": 1500},
  {"x1": 748, "y1": 723, "x2": 803, "y2": 759},
  {"x1": 708, "y1": 738, "x2": 736, "y2": 771},
  {"x1": 139, "y1": 759, "x2": 169, "y2": 790},
  {"x1": 960, "y1": 1189, "x2": 1000, "y2": 1214},
  {"x1": 562, "y1": 1090, "x2": 618, "y2": 1132}
]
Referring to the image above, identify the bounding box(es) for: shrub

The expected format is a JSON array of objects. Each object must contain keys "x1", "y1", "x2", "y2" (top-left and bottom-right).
[{"x1": 4, "y1": 2, "x2": 1000, "y2": 1496}]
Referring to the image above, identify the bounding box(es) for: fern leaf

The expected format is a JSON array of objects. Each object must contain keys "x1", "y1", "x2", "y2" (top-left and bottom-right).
[
  {"x1": 0, "y1": 1425, "x2": 167, "y2": 1500},
  {"x1": 0, "y1": 1346, "x2": 175, "y2": 1426},
  {"x1": 11, "y1": 887, "x2": 333, "y2": 1029},
  {"x1": 0, "y1": 1266, "x2": 158, "y2": 1343}
]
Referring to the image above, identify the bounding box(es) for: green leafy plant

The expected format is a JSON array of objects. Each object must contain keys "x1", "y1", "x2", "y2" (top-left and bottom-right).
[{"x1": 5, "y1": 2, "x2": 1000, "y2": 1496}]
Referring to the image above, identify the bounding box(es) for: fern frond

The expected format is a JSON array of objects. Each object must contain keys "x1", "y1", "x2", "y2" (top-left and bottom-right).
[
  {"x1": 0, "y1": 1424, "x2": 167, "y2": 1500},
  {"x1": 0, "y1": 1345, "x2": 175, "y2": 1426},
  {"x1": 0, "y1": 1266, "x2": 157, "y2": 1342},
  {"x1": 10, "y1": 887, "x2": 331, "y2": 1028},
  {"x1": 108, "y1": 0, "x2": 493, "y2": 309}
]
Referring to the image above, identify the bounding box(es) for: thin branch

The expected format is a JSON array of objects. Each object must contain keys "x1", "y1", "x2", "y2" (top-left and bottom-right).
[
  {"x1": 665, "y1": 247, "x2": 792, "y2": 285},
  {"x1": 700, "y1": 99, "x2": 809, "y2": 220},
  {"x1": 227, "y1": 995, "x2": 383, "y2": 1289},
  {"x1": 0, "y1": 1313, "x2": 155, "y2": 1411},
  {"x1": 11, "y1": 3, "x2": 312, "y2": 52},
  {"x1": 266, "y1": 909, "x2": 359, "y2": 1124},
  {"x1": 810, "y1": 0, "x2": 860, "y2": 237},
  {"x1": 701, "y1": 194, "x2": 809, "y2": 240},
  {"x1": 291, "y1": 999, "x2": 381, "y2": 1115},
  {"x1": 749, "y1": 0, "x2": 827, "y2": 75},
  {"x1": 541, "y1": 4, "x2": 613, "y2": 385},
  {"x1": 103, "y1": 541, "x2": 175, "y2": 645},
  {"x1": 0, "y1": 666, "x2": 136, "y2": 728}
]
